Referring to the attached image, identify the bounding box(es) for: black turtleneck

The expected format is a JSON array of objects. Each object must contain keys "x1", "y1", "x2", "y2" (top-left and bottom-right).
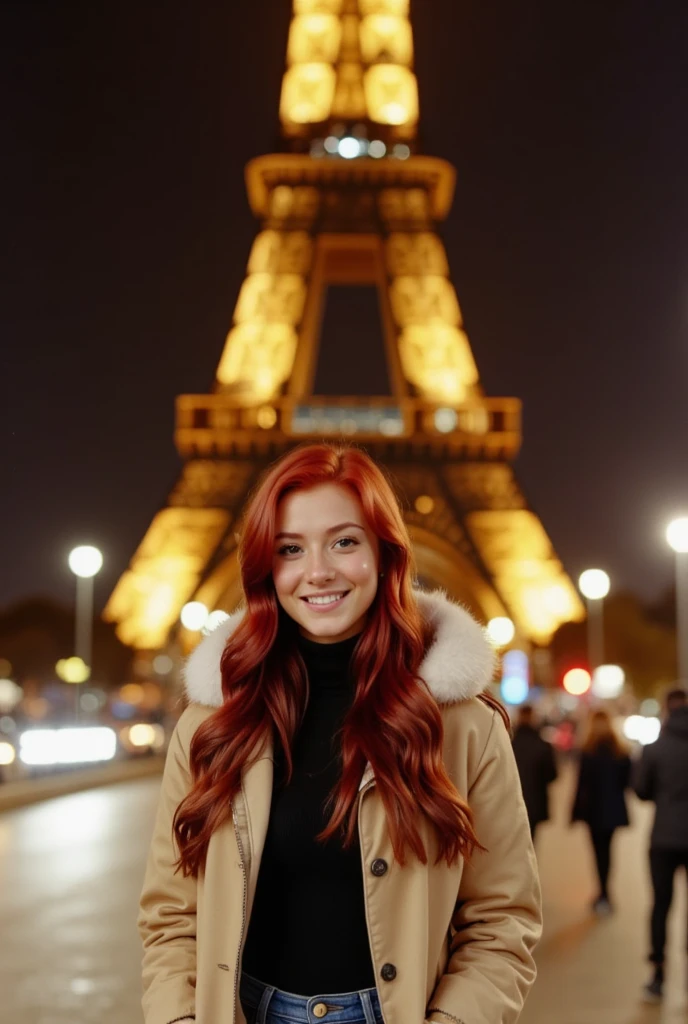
[{"x1": 241, "y1": 633, "x2": 376, "y2": 995}]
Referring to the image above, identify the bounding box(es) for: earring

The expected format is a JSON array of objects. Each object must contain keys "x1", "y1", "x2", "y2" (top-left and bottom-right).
[{"x1": 379, "y1": 571, "x2": 385, "y2": 578}]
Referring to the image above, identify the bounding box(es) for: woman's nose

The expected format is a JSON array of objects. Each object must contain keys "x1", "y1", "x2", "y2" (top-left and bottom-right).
[{"x1": 305, "y1": 554, "x2": 335, "y2": 583}]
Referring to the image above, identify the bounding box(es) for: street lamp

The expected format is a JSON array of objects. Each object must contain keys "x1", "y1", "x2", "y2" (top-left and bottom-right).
[
  {"x1": 578, "y1": 569, "x2": 610, "y2": 674},
  {"x1": 180, "y1": 601, "x2": 209, "y2": 631},
  {"x1": 666, "y1": 517, "x2": 688, "y2": 684},
  {"x1": 68, "y1": 545, "x2": 103, "y2": 721},
  {"x1": 486, "y1": 617, "x2": 515, "y2": 648}
]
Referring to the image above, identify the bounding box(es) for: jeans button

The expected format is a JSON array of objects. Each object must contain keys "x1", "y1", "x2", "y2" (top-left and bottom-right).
[{"x1": 313, "y1": 1004, "x2": 328, "y2": 1018}]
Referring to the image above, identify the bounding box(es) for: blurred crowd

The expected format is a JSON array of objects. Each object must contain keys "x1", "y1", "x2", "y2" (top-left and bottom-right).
[{"x1": 511, "y1": 686, "x2": 688, "y2": 1005}]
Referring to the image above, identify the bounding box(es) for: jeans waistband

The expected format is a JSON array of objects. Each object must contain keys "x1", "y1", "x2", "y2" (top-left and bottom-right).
[{"x1": 240, "y1": 971, "x2": 382, "y2": 1024}]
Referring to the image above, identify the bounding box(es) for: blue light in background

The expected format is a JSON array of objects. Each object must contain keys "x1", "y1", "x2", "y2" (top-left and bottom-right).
[
  {"x1": 501, "y1": 676, "x2": 529, "y2": 705},
  {"x1": 500, "y1": 649, "x2": 530, "y2": 705}
]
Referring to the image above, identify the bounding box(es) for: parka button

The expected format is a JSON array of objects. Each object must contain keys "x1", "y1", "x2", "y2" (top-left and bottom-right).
[
  {"x1": 381, "y1": 963, "x2": 397, "y2": 981},
  {"x1": 371, "y1": 858, "x2": 388, "y2": 876}
]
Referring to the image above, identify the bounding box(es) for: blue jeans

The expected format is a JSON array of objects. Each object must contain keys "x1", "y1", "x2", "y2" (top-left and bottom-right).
[{"x1": 240, "y1": 972, "x2": 384, "y2": 1024}]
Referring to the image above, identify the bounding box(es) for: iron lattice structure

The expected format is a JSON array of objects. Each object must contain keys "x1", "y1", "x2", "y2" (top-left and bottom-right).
[{"x1": 105, "y1": 0, "x2": 583, "y2": 651}]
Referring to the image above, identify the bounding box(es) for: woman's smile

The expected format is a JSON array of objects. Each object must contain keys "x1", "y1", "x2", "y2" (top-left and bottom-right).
[{"x1": 300, "y1": 590, "x2": 351, "y2": 610}]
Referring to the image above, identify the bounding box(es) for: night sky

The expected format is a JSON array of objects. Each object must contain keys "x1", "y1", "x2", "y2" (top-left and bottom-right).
[{"x1": 2, "y1": 1, "x2": 688, "y2": 615}]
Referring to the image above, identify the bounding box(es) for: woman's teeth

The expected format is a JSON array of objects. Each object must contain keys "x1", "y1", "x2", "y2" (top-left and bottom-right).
[{"x1": 304, "y1": 593, "x2": 346, "y2": 605}]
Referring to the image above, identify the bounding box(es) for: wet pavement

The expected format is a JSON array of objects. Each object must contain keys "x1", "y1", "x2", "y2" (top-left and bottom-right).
[
  {"x1": 0, "y1": 763, "x2": 685, "y2": 1023},
  {"x1": 521, "y1": 766, "x2": 686, "y2": 1024}
]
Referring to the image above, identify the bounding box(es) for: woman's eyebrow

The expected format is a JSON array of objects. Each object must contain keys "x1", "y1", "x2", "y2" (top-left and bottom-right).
[{"x1": 275, "y1": 522, "x2": 365, "y2": 541}]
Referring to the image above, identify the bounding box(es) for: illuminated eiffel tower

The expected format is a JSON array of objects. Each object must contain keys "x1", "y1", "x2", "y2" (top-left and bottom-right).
[{"x1": 105, "y1": 0, "x2": 583, "y2": 652}]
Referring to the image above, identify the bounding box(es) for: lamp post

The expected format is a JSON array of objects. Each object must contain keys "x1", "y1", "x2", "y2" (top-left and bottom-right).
[
  {"x1": 68, "y1": 545, "x2": 103, "y2": 721},
  {"x1": 666, "y1": 518, "x2": 688, "y2": 685},
  {"x1": 578, "y1": 569, "x2": 610, "y2": 675}
]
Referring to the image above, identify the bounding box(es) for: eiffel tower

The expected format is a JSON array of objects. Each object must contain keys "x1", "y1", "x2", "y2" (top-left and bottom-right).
[{"x1": 105, "y1": 0, "x2": 583, "y2": 652}]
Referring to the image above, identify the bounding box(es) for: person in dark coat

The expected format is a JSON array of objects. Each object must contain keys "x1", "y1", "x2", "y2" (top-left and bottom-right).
[
  {"x1": 512, "y1": 705, "x2": 557, "y2": 841},
  {"x1": 571, "y1": 709, "x2": 631, "y2": 915},
  {"x1": 634, "y1": 687, "x2": 688, "y2": 1003}
]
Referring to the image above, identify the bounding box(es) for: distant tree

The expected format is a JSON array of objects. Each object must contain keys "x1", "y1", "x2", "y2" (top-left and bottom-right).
[
  {"x1": 0, "y1": 596, "x2": 132, "y2": 689},
  {"x1": 550, "y1": 591, "x2": 677, "y2": 699}
]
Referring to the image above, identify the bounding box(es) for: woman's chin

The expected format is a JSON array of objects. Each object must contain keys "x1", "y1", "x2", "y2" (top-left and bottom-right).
[{"x1": 297, "y1": 611, "x2": 366, "y2": 644}]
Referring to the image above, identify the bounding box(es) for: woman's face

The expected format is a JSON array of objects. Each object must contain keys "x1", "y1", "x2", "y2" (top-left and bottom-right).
[{"x1": 272, "y1": 482, "x2": 380, "y2": 643}]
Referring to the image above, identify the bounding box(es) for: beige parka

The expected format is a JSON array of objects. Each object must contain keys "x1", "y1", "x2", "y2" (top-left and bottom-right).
[{"x1": 138, "y1": 591, "x2": 542, "y2": 1024}]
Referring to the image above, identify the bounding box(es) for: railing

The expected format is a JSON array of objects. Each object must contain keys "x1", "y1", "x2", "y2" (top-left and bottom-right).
[{"x1": 175, "y1": 393, "x2": 521, "y2": 460}]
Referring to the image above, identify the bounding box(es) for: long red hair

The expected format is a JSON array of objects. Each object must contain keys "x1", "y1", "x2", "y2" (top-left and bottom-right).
[{"x1": 174, "y1": 444, "x2": 491, "y2": 876}]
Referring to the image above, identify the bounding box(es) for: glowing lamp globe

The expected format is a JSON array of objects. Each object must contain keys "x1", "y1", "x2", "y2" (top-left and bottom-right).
[
  {"x1": 56, "y1": 657, "x2": 90, "y2": 684},
  {"x1": 578, "y1": 569, "x2": 610, "y2": 601},
  {"x1": 203, "y1": 610, "x2": 231, "y2": 635},
  {"x1": 591, "y1": 664, "x2": 625, "y2": 699},
  {"x1": 666, "y1": 517, "x2": 688, "y2": 553},
  {"x1": 68, "y1": 546, "x2": 103, "y2": 579},
  {"x1": 180, "y1": 602, "x2": 209, "y2": 631},
  {"x1": 563, "y1": 668, "x2": 591, "y2": 696},
  {"x1": 486, "y1": 617, "x2": 515, "y2": 648}
]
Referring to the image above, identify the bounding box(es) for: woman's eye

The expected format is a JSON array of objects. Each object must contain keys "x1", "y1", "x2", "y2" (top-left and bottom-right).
[
  {"x1": 334, "y1": 537, "x2": 358, "y2": 550},
  {"x1": 277, "y1": 544, "x2": 301, "y2": 556}
]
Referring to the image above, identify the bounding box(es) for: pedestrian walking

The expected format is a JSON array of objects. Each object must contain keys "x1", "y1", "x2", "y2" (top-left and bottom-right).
[
  {"x1": 138, "y1": 444, "x2": 542, "y2": 1024},
  {"x1": 634, "y1": 687, "x2": 688, "y2": 1003},
  {"x1": 512, "y1": 704, "x2": 557, "y2": 841},
  {"x1": 571, "y1": 708, "x2": 631, "y2": 914}
]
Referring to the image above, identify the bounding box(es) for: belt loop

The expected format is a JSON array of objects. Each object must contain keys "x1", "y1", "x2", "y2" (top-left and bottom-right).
[
  {"x1": 256, "y1": 983, "x2": 277, "y2": 1024},
  {"x1": 360, "y1": 989, "x2": 378, "y2": 1024}
]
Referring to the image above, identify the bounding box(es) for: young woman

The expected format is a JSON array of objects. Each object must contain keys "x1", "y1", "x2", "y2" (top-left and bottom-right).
[
  {"x1": 139, "y1": 444, "x2": 542, "y2": 1024},
  {"x1": 571, "y1": 708, "x2": 631, "y2": 914}
]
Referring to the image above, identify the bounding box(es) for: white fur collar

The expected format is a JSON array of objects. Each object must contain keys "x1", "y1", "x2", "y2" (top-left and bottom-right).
[{"x1": 184, "y1": 590, "x2": 496, "y2": 708}]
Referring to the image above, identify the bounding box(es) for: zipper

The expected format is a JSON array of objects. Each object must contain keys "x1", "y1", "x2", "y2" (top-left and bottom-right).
[{"x1": 231, "y1": 786, "x2": 249, "y2": 1024}]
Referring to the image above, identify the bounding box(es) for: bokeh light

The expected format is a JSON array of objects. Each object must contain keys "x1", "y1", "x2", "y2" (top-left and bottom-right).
[
  {"x1": 623, "y1": 715, "x2": 661, "y2": 745},
  {"x1": 0, "y1": 741, "x2": 16, "y2": 766},
  {"x1": 68, "y1": 545, "x2": 103, "y2": 579},
  {"x1": 203, "y1": 610, "x2": 231, "y2": 635},
  {"x1": 500, "y1": 650, "x2": 529, "y2": 705},
  {"x1": 591, "y1": 664, "x2": 625, "y2": 699},
  {"x1": 338, "y1": 136, "x2": 361, "y2": 159},
  {"x1": 414, "y1": 495, "x2": 434, "y2": 515},
  {"x1": 563, "y1": 668, "x2": 591, "y2": 696},
  {"x1": 19, "y1": 727, "x2": 117, "y2": 765},
  {"x1": 666, "y1": 517, "x2": 688, "y2": 553},
  {"x1": 578, "y1": 569, "x2": 610, "y2": 600},
  {"x1": 180, "y1": 602, "x2": 209, "y2": 631},
  {"x1": 487, "y1": 617, "x2": 515, "y2": 647},
  {"x1": 56, "y1": 657, "x2": 89, "y2": 684}
]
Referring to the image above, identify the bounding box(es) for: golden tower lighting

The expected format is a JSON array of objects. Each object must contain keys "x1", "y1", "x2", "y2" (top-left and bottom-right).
[{"x1": 105, "y1": 1, "x2": 584, "y2": 651}]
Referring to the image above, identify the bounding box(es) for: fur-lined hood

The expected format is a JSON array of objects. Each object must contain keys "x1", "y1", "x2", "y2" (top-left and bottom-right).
[{"x1": 183, "y1": 590, "x2": 496, "y2": 708}]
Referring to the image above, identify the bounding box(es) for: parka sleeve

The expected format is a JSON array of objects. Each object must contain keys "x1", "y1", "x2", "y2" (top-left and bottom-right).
[
  {"x1": 138, "y1": 709, "x2": 198, "y2": 1024},
  {"x1": 427, "y1": 711, "x2": 542, "y2": 1024}
]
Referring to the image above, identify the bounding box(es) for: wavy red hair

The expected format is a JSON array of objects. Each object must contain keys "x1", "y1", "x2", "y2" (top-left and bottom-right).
[{"x1": 174, "y1": 444, "x2": 494, "y2": 877}]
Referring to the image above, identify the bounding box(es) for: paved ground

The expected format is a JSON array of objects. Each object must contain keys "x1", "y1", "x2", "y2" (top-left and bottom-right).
[
  {"x1": 521, "y1": 766, "x2": 686, "y2": 1024},
  {"x1": 0, "y1": 763, "x2": 685, "y2": 1023}
]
